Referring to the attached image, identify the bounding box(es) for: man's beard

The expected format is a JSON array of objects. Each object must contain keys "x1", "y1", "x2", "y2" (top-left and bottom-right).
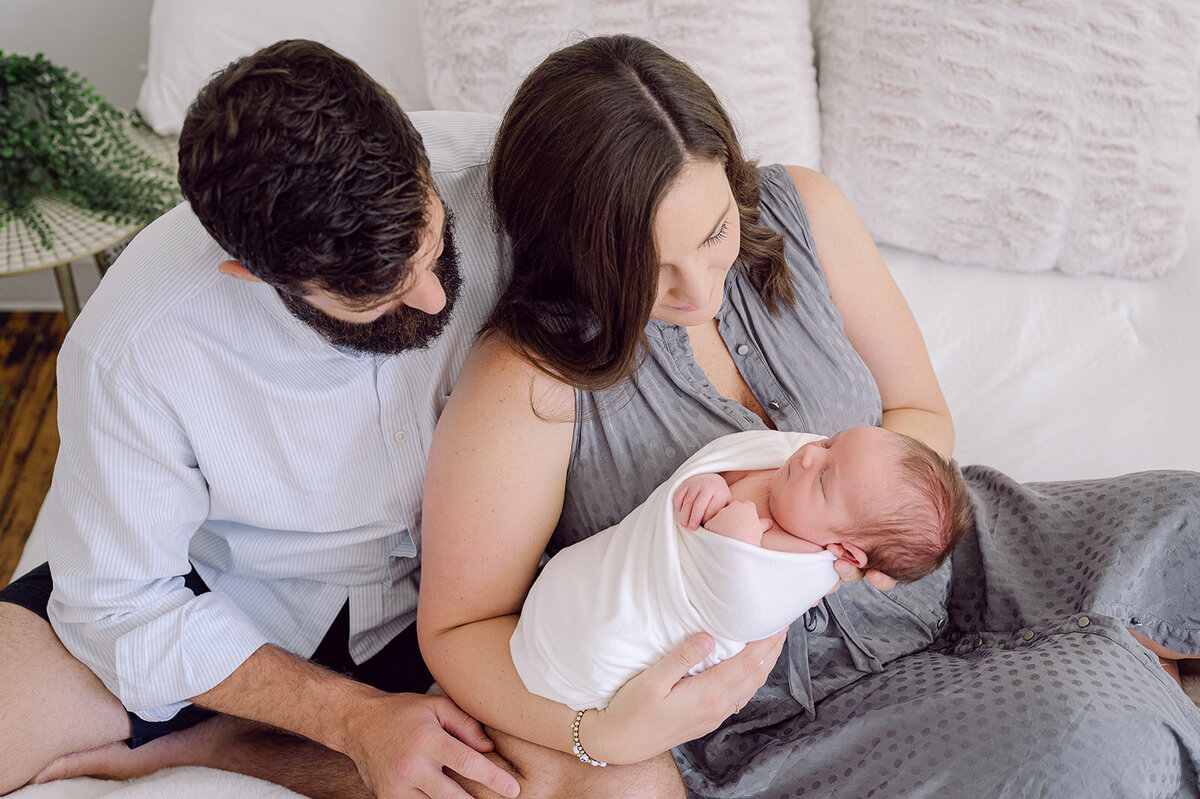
[{"x1": 277, "y1": 216, "x2": 463, "y2": 355}]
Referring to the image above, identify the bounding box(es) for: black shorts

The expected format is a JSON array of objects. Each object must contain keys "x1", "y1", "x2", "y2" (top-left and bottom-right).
[{"x1": 0, "y1": 563, "x2": 433, "y2": 748}]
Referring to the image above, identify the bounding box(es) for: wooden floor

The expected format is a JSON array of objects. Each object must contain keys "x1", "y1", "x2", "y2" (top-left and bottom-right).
[{"x1": 0, "y1": 312, "x2": 67, "y2": 585}]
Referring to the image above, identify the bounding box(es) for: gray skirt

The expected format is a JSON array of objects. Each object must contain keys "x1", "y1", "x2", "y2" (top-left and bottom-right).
[{"x1": 675, "y1": 467, "x2": 1200, "y2": 799}]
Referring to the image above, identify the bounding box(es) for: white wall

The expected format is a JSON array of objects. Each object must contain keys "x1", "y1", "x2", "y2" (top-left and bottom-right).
[{"x1": 0, "y1": 0, "x2": 155, "y2": 310}]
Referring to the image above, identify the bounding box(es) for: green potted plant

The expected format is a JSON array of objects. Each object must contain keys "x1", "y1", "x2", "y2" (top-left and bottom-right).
[{"x1": 0, "y1": 51, "x2": 178, "y2": 248}]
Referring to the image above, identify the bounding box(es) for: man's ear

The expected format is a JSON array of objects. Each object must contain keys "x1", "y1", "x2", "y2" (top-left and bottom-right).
[
  {"x1": 826, "y1": 542, "x2": 869, "y2": 569},
  {"x1": 217, "y1": 260, "x2": 262, "y2": 283}
]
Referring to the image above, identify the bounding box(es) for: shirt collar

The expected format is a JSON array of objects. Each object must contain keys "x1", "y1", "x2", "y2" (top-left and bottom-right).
[{"x1": 243, "y1": 279, "x2": 369, "y2": 360}]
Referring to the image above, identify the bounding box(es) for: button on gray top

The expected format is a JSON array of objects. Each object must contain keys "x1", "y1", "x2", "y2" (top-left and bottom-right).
[{"x1": 736, "y1": 344, "x2": 750, "y2": 355}]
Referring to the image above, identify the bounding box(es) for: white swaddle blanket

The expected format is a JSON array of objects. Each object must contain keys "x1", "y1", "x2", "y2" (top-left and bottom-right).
[{"x1": 511, "y1": 430, "x2": 840, "y2": 710}]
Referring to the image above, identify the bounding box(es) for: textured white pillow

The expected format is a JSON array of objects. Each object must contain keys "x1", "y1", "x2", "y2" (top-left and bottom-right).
[
  {"x1": 815, "y1": 0, "x2": 1200, "y2": 278},
  {"x1": 418, "y1": 0, "x2": 822, "y2": 169},
  {"x1": 135, "y1": 0, "x2": 432, "y2": 136}
]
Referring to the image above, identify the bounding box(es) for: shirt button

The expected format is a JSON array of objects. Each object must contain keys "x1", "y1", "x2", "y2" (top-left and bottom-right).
[
  {"x1": 1022, "y1": 629, "x2": 1035, "y2": 641},
  {"x1": 768, "y1": 400, "x2": 781, "y2": 410},
  {"x1": 1077, "y1": 616, "x2": 1090, "y2": 628},
  {"x1": 935, "y1": 618, "x2": 946, "y2": 630},
  {"x1": 736, "y1": 344, "x2": 749, "y2": 355},
  {"x1": 394, "y1": 430, "x2": 408, "y2": 442}
]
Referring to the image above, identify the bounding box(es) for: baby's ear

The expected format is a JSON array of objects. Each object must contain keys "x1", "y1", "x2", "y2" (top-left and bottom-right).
[{"x1": 826, "y1": 542, "x2": 868, "y2": 568}]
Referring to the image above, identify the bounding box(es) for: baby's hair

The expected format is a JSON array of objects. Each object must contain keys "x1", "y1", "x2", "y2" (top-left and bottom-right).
[{"x1": 851, "y1": 433, "x2": 974, "y2": 582}]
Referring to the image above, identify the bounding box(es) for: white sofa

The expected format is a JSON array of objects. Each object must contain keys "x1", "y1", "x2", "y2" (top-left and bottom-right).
[{"x1": 11, "y1": 1, "x2": 1200, "y2": 796}]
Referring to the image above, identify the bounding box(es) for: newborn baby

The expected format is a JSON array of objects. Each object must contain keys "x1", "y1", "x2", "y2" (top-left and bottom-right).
[
  {"x1": 674, "y1": 425, "x2": 967, "y2": 581},
  {"x1": 510, "y1": 426, "x2": 973, "y2": 710}
]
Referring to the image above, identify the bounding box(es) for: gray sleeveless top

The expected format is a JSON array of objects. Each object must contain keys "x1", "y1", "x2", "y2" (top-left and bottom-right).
[{"x1": 556, "y1": 164, "x2": 953, "y2": 713}]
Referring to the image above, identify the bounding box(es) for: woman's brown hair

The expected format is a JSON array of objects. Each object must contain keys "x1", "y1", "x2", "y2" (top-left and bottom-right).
[{"x1": 487, "y1": 34, "x2": 793, "y2": 391}]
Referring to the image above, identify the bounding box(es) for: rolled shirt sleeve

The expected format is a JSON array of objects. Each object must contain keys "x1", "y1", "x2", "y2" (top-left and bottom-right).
[{"x1": 45, "y1": 339, "x2": 269, "y2": 720}]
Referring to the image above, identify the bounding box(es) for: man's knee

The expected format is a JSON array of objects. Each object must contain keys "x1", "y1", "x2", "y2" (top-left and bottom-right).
[{"x1": 0, "y1": 602, "x2": 130, "y2": 793}]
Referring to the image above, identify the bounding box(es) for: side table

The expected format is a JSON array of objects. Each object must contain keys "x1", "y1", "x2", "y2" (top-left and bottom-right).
[{"x1": 0, "y1": 127, "x2": 179, "y2": 325}]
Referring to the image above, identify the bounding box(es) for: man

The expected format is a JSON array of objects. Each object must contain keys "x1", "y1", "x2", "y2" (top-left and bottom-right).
[{"x1": 0, "y1": 40, "x2": 688, "y2": 799}]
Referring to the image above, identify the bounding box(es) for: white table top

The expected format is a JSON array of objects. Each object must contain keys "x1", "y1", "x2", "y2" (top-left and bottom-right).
[{"x1": 1, "y1": 125, "x2": 178, "y2": 276}]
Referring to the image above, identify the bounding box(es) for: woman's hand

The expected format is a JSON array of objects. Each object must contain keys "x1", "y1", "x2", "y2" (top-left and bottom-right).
[
  {"x1": 829, "y1": 558, "x2": 897, "y2": 593},
  {"x1": 584, "y1": 631, "x2": 786, "y2": 765}
]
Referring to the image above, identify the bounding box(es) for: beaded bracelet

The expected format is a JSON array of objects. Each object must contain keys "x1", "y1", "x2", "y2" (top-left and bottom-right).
[{"x1": 571, "y1": 708, "x2": 607, "y2": 767}]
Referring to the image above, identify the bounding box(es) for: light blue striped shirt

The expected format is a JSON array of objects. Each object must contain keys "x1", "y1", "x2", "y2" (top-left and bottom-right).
[{"x1": 43, "y1": 112, "x2": 506, "y2": 722}]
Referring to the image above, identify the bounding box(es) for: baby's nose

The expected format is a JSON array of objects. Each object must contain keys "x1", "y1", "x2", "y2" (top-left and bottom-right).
[{"x1": 799, "y1": 443, "x2": 822, "y2": 469}]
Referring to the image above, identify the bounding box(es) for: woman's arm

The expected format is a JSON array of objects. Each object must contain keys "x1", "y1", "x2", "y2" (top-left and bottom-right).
[
  {"x1": 788, "y1": 166, "x2": 955, "y2": 461},
  {"x1": 418, "y1": 334, "x2": 782, "y2": 765},
  {"x1": 418, "y1": 333, "x2": 575, "y2": 750}
]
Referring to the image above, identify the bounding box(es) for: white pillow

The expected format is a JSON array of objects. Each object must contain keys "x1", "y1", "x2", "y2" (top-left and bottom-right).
[
  {"x1": 814, "y1": 0, "x2": 1200, "y2": 278},
  {"x1": 136, "y1": 0, "x2": 432, "y2": 136},
  {"x1": 418, "y1": 0, "x2": 822, "y2": 169}
]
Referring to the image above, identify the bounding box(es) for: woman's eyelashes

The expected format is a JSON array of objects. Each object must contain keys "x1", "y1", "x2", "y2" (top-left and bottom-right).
[{"x1": 704, "y1": 219, "x2": 729, "y2": 247}]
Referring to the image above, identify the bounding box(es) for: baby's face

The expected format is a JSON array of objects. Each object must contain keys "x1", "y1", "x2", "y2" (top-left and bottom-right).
[{"x1": 767, "y1": 426, "x2": 900, "y2": 544}]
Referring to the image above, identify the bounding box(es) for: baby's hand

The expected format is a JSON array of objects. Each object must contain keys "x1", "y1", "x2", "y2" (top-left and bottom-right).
[
  {"x1": 705, "y1": 500, "x2": 771, "y2": 546},
  {"x1": 674, "y1": 474, "x2": 732, "y2": 529}
]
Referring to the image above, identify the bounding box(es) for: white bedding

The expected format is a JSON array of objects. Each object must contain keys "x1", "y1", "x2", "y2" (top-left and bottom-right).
[
  {"x1": 10, "y1": 769, "x2": 299, "y2": 799},
  {"x1": 11, "y1": 142, "x2": 1200, "y2": 799},
  {"x1": 889, "y1": 145, "x2": 1200, "y2": 482}
]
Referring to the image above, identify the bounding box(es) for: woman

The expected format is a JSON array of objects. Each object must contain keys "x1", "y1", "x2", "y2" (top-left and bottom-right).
[{"x1": 418, "y1": 35, "x2": 1200, "y2": 797}]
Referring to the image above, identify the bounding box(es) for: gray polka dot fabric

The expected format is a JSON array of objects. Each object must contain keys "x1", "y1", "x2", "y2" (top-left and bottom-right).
[
  {"x1": 676, "y1": 469, "x2": 1200, "y2": 799},
  {"x1": 556, "y1": 165, "x2": 1200, "y2": 797}
]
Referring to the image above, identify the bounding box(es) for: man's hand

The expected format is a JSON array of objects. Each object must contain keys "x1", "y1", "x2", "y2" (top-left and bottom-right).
[
  {"x1": 191, "y1": 645, "x2": 519, "y2": 799},
  {"x1": 341, "y1": 692, "x2": 520, "y2": 799},
  {"x1": 673, "y1": 474, "x2": 732, "y2": 529}
]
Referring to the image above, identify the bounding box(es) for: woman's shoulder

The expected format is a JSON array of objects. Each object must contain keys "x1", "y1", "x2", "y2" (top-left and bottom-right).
[
  {"x1": 784, "y1": 165, "x2": 834, "y2": 200},
  {"x1": 755, "y1": 164, "x2": 870, "y2": 276},
  {"x1": 782, "y1": 166, "x2": 856, "y2": 230},
  {"x1": 772, "y1": 167, "x2": 868, "y2": 251},
  {"x1": 453, "y1": 331, "x2": 576, "y2": 422},
  {"x1": 757, "y1": 164, "x2": 849, "y2": 224},
  {"x1": 757, "y1": 162, "x2": 850, "y2": 213},
  {"x1": 747, "y1": 165, "x2": 841, "y2": 296}
]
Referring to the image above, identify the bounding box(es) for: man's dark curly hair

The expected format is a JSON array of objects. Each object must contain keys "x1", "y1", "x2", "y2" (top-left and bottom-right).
[{"x1": 178, "y1": 39, "x2": 431, "y2": 304}]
